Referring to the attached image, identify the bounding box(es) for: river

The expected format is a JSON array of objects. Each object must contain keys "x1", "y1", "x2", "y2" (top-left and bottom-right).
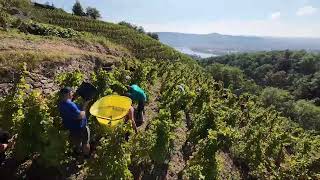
[{"x1": 174, "y1": 47, "x2": 218, "y2": 58}]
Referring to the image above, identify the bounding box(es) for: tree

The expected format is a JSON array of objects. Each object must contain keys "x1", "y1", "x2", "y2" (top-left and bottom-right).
[
  {"x1": 118, "y1": 21, "x2": 146, "y2": 34},
  {"x1": 265, "y1": 70, "x2": 289, "y2": 88},
  {"x1": 72, "y1": 0, "x2": 85, "y2": 16},
  {"x1": 260, "y1": 87, "x2": 294, "y2": 115},
  {"x1": 298, "y1": 54, "x2": 319, "y2": 75},
  {"x1": 294, "y1": 100, "x2": 320, "y2": 131},
  {"x1": 207, "y1": 63, "x2": 245, "y2": 90},
  {"x1": 119, "y1": 21, "x2": 135, "y2": 29},
  {"x1": 147, "y1": 32, "x2": 159, "y2": 40},
  {"x1": 86, "y1": 7, "x2": 101, "y2": 19},
  {"x1": 137, "y1": 26, "x2": 145, "y2": 33}
]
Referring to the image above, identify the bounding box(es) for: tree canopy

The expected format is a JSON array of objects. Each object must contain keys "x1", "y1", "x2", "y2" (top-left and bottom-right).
[
  {"x1": 86, "y1": 7, "x2": 101, "y2": 19},
  {"x1": 72, "y1": 0, "x2": 85, "y2": 16}
]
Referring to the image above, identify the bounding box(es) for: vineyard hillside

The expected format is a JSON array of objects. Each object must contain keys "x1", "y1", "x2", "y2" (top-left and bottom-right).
[{"x1": 0, "y1": 1, "x2": 319, "y2": 180}]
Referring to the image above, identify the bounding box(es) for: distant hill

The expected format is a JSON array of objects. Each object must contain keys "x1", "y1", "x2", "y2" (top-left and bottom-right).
[{"x1": 157, "y1": 32, "x2": 320, "y2": 56}]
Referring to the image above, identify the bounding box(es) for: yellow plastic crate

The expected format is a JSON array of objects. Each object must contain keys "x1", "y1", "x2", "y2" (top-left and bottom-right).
[{"x1": 90, "y1": 95, "x2": 132, "y2": 127}]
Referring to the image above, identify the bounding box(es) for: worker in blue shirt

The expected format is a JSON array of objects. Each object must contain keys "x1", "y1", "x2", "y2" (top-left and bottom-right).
[
  {"x1": 127, "y1": 84, "x2": 147, "y2": 126},
  {"x1": 59, "y1": 87, "x2": 91, "y2": 157}
]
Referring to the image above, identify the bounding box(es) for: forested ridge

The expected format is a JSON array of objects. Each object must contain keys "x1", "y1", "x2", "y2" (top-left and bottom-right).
[
  {"x1": 202, "y1": 50, "x2": 320, "y2": 132},
  {"x1": 0, "y1": 0, "x2": 319, "y2": 179}
]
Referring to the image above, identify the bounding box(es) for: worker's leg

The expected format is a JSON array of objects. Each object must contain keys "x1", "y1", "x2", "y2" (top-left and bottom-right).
[
  {"x1": 69, "y1": 131, "x2": 82, "y2": 155},
  {"x1": 137, "y1": 100, "x2": 145, "y2": 124},
  {"x1": 81, "y1": 126, "x2": 91, "y2": 156},
  {"x1": 128, "y1": 106, "x2": 138, "y2": 133},
  {"x1": 128, "y1": 106, "x2": 135, "y2": 123},
  {"x1": 124, "y1": 107, "x2": 137, "y2": 141},
  {"x1": 0, "y1": 130, "x2": 10, "y2": 144}
]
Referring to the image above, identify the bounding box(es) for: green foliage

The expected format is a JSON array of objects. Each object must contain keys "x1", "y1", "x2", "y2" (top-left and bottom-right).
[
  {"x1": 1, "y1": 4, "x2": 320, "y2": 179},
  {"x1": 0, "y1": 50, "x2": 70, "y2": 69},
  {"x1": 0, "y1": 0, "x2": 31, "y2": 10},
  {"x1": 26, "y1": 7, "x2": 186, "y2": 61},
  {"x1": 38, "y1": 126, "x2": 68, "y2": 168},
  {"x1": 72, "y1": 0, "x2": 85, "y2": 16},
  {"x1": 146, "y1": 32, "x2": 159, "y2": 40},
  {"x1": 20, "y1": 21, "x2": 80, "y2": 38},
  {"x1": 118, "y1": 21, "x2": 146, "y2": 34},
  {"x1": 207, "y1": 63, "x2": 245, "y2": 89},
  {"x1": 184, "y1": 130, "x2": 218, "y2": 180},
  {"x1": 259, "y1": 87, "x2": 320, "y2": 131},
  {"x1": 118, "y1": 21, "x2": 159, "y2": 40},
  {"x1": 88, "y1": 124, "x2": 133, "y2": 179},
  {"x1": 0, "y1": 64, "x2": 29, "y2": 133},
  {"x1": 203, "y1": 50, "x2": 320, "y2": 101},
  {"x1": 0, "y1": 11, "x2": 12, "y2": 29},
  {"x1": 14, "y1": 91, "x2": 51, "y2": 160},
  {"x1": 294, "y1": 100, "x2": 320, "y2": 131},
  {"x1": 229, "y1": 103, "x2": 320, "y2": 179},
  {"x1": 0, "y1": 66, "x2": 66, "y2": 167},
  {"x1": 293, "y1": 72, "x2": 320, "y2": 100},
  {"x1": 129, "y1": 128, "x2": 156, "y2": 165},
  {"x1": 206, "y1": 63, "x2": 260, "y2": 95},
  {"x1": 150, "y1": 110, "x2": 175, "y2": 164},
  {"x1": 260, "y1": 87, "x2": 294, "y2": 114},
  {"x1": 299, "y1": 54, "x2": 320, "y2": 75},
  {"x1": 86, "y1": 7, "x2": 101, "y2": 20},
  {"x1": 55, "y1": 70, "x2": 84, "y2": 88},
  {"x1": 0, "y1": 50, "x2": 319, "y2": 179}
]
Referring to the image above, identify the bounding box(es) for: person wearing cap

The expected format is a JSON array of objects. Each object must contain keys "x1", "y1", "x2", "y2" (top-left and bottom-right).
[
  {"x1": 127, "y1": 84, "x2": 147, "y2": 126},
  {"x1": 58, "y1": 87, "x2": 91, "y2": 157},
  {"x1": 0, "y1": 129, "x2": 15, "y2": 163}
]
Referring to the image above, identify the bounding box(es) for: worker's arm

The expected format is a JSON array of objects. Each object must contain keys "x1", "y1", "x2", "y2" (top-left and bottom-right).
[
  {"x1": 0, "y1": 136, "x2": 16, "y2": 153},
  {"x1": 68, "y1": 101, "x2": 87, "y2": 121},
  {"x1": 128, "y1": 107, "x2": 138, "y2": 133},
  {"x1": 0, "y1": 143, "x2": 8, "y2": 153},
  {"x1": 126, "y1": 92, "x2": 132, "y2": 99},
  {"x1": 131, "y1": 119, "x2": 138, "y2": 133},
  {"x1": 82, "y1": 100, "x2": 91, "y2": 111},
  {"x1": 78, "y1": 100, "x2": 91, "y2": 120},
  {"x1": 0, "y1": 136, "x2": 15, "y2": 152},
  {"x1": 79, "y1": 111, "x2": 86, "y2": 120}
]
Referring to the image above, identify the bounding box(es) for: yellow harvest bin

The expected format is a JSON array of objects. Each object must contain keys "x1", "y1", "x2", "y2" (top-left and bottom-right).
[{"x1": 90, "y1": 95, "x2": 132, "y2": 127}]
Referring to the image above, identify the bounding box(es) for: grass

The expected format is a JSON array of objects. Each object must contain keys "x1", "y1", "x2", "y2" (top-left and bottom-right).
[
  {"x1": 0, "y1": 49, "x2": 121, "y2": 70},
  {"x1": 0, "y1": 50, "x2": 71, "y2": 68},
  {"x1": 0, "y1": 29, "x2": 131, "y2": 56},
  {"x1": 24, "y1": 6, "x2": 193, "y2": 63},
  {"x1": 0, "y1": 28, "x2": 129, "y2": 69}
]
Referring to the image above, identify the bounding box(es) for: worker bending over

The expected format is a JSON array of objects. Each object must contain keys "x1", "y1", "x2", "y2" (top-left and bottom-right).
[{"x1": 127, "y1": 84, "x2": 147, "y2": 126}]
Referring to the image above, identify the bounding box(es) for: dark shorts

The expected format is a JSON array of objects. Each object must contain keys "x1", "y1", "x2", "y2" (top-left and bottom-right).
[
  {"x1": 137, "y1": 100, "x2": 145, "y2": 113},
  {"x1": 0, "y1": 129, "x2": 10, "y2": 144},
  {"x1": 136, "y1": 100, "x2": 145, "y2": 125},
  {"x1": 70, "y1": 126, "x2": 90, "y2": 148}
]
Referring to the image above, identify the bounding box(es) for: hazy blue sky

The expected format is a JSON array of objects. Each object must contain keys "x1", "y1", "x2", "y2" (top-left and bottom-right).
[{"x1": 34, "y1": 0, "x2": 320, "y2": 37}]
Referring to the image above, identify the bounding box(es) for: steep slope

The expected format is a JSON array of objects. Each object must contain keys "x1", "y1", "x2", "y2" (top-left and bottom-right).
[
  {"x1": 24, "y1": 6, "x2": 192, "y2": 63},
  {"x1": 0, "y1": 30, "x2": 129, "y2": 96},
  {"x1": 0, "y1": 1, "x2": 319, "y2": 180}
]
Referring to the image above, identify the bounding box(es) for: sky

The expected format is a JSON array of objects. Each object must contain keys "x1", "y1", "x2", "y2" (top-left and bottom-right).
[{"x1": 34, "y1": 0, "x2": 320, "y2": 37}]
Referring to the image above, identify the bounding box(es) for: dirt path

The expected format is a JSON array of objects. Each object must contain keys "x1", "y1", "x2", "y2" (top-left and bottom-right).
[
  {"x1": 137, "y1": 78, "x2": 188, "y2": 180},
  {"x1": 166, "y1": 124, "x2": 187, "y2": 180},
  {"x1": 138, "y1": 80, "x2": 161, "y2": 131}
]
